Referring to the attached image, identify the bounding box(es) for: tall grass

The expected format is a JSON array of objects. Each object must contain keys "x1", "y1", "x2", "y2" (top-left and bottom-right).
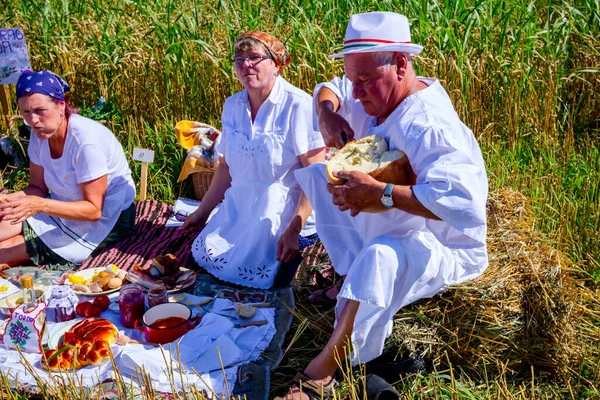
[{"x1": 1, "y1": 1, "x2": 598, "y2": 260}]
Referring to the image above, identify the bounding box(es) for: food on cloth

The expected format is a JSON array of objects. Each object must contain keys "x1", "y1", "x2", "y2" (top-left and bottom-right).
[
  {"x1": 126, "y1": 254, "x2": 197, "y2": 292},
  {"x1": 235, "y1": 304, "x2": 257, "y2": 319},
  {"x1": 67, "y1": 265, "x2": 125, "y2": 294},
  {"x1": 326, "y1": 134, "x2": 416, "y2": 186},
  {"x1": 93, "y1": 295, "x2": 110, "y2": 311},
  {"x1": 41, "y1": 318, "x2": 117, "y2": 370},
  {"x1": 76, "y1": 301, "x2": 93, "y2": 317},
  {"x1": 46, "y1": 286, "x2": 79, "y2": 323},
  {"x1": 175, "y1": 121, "x2": 222, "y2": 182}
]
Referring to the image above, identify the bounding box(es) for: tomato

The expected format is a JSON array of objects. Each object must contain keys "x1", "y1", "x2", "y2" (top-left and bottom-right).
[
  {"x1": 93, "y1": 295, "x2": 110, "y2": 311},
  {"x1": 84, "y1": 305, "x2": 102, "y2": 318},
  {"x1": 76, "y1": 301, "x2": 92, "y2": 317}
]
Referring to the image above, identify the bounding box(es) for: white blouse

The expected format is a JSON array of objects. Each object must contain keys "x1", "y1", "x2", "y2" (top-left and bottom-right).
[{"x1": 192, "y1": 76, "x2": 324, "y2": 288}]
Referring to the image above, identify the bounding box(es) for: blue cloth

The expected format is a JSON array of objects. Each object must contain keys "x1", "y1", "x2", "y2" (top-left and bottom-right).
[
  {"x1": 298, "y1": 233, "x2": 319, "y2": 250},
  {"x1": 16, "y1": 70, "x2": 70, "y2": 100}
]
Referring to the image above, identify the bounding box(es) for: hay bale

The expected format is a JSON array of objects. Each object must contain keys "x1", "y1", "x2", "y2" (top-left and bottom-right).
[{"x1": 388, "y1": 189, "x2": 600, "y2": 382}]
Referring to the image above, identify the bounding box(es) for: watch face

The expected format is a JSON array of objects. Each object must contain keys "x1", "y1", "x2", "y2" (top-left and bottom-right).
[{"x1": 381, "y1": 195, "x2": 394, "y2": 208}]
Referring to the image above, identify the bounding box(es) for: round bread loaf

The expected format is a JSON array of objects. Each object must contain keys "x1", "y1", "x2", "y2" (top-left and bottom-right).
[{"x1": 326, "y1": 135, "x2": 416, "y2": 212}]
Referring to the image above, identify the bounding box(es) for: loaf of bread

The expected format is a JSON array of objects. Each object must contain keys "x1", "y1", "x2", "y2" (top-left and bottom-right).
[
  {"x1": 326, "y1": 135, "x2": 416, "y2": 213},
  {"x1": 151, "y1": 254, "x2": 179, "y2": 276},
  {"x1": 41, "y1": 318, "x2": 117, "y2": 371},
  {"x1": 326, "y1": 135, "x2": 415, "y2": 186}
]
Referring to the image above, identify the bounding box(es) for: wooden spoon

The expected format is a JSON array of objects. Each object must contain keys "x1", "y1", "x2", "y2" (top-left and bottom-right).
[{"x1": 115, "y1": 335, "x2": 159, "y2": 347}]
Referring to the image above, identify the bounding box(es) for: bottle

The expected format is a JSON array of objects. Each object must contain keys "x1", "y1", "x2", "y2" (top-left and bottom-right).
[{"x1": 20, "y1": 274, "x2": 37, "y2": 311}]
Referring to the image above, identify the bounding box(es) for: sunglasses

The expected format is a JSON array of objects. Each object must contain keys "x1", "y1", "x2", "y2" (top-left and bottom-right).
[{"x1": 171, "y1": 209, "x2": 189, "y2": 222}]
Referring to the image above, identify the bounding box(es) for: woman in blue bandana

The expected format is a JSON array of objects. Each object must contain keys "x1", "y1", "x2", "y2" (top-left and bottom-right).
[{"x1": 0, "y1": 70, "x2": 136, "y2": 270}]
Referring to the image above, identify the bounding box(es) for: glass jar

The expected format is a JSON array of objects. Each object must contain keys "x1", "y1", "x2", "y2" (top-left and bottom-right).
[
  {"x1": 46, "y1": 285, "x2": 78, "y2": 322},
  {"x1": 148, "y1": 286, "x2": 168, "y2": 308},
  {"x1": 119, "y1": 284, "x2": 145, "y2": 328}
]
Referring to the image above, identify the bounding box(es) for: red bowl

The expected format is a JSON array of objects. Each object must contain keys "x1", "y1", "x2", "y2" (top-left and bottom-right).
[{"x1": 134, "y1": 302, "x2": 200, "y2": 344}]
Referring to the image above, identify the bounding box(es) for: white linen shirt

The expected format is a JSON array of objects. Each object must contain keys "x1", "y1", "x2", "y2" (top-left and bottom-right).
[
  {"x1": 192, "y1": 76, "x2": 324, "y2": 289},
  {"x1": 216, "y1": 76, "x2": 324, "y2": 235},
  {"x1": 27, "y1": 114, "x2": 136, "y2": 263},
  {"x1": 296, "y1": 76, "x2": 488, "y2": 363}
]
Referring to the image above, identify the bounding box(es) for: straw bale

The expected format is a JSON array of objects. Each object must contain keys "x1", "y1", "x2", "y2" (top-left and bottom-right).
[{"x1": 388, "y1": 189, "x2": 600, "y2": 382}]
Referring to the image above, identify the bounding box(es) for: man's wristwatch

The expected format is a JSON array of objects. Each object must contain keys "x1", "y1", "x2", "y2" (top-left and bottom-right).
[{"x1": 380, "y1": 183, "x2": 394, "y2": 208}]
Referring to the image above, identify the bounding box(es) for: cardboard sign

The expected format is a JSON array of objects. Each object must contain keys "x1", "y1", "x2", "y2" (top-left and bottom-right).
[
  {"x1": 0, "y1": 28, "x2": 31, "y2": 85},
  {"x1": 132, "y1": 148, "x2": 155, "y2": 163}
]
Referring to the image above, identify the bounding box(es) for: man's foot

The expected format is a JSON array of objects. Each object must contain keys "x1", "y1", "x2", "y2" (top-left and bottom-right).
[
  {"x1": 307, "y1": 281, "x2": 342, "y2": 309},
  {"x1": 276, "y1": 372, "x2": 338, "y2": 400}
]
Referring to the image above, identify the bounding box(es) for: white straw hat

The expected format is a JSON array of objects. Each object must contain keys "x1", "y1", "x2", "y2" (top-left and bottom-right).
[{"x1": 329, "y1": 12, "x2": 423, "y2": 59}]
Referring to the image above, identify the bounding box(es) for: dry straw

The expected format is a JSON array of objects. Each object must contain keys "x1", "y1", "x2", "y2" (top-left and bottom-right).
[{"x1": 388, "y1": 189, "x2": 600, "y2": 383}]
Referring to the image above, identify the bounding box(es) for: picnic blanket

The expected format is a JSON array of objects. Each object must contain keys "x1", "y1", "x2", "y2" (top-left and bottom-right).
[
  {"x1": 0, "y1": 271, "x2": 294, "y2": 400},
  {"x1": 80, "y1": 201, "x2": 195, "y2": 271}
]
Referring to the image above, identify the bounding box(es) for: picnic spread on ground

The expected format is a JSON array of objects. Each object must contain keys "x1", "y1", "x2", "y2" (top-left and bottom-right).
[{"x1": 0, "y1": 255, "x2": 289, "y2": 399}]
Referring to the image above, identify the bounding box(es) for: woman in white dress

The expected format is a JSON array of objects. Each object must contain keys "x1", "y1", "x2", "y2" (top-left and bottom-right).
[
  {"x1": 0, "y1": 70, "x2": 136, "y2": 270},
  {"x1": 183, "y1": 31, "x2": 326, "y2": 289}
]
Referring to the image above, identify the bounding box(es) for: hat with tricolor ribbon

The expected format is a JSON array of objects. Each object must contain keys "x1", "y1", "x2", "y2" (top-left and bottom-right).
[{"x1": 329, "y1": 12, "x2": 423, "y2": 59}]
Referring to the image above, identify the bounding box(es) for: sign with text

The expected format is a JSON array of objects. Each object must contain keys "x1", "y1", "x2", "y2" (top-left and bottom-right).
[
  {"x1": 0, "y1": 28, "x2": 31, "y2": 85},
  {"x1": 133, "y1": 148, "x2": 155, "y2": 163}
]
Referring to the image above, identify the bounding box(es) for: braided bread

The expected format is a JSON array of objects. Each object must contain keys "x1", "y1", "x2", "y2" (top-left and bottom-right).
[{"x1": 41, "y1": 318, "x2": 117, "y2": 371}]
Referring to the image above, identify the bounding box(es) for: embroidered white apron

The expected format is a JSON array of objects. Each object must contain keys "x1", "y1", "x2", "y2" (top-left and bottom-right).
[{"x1": 192, "y1": 129, "x2": 301, "y2": 289}]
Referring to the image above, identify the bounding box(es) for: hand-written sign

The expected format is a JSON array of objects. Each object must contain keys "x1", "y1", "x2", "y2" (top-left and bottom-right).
[
  {"x1": 0, "y1": 28, "x2": 31, "y2": 84},
  {"x1": 132, "y1": 148, "x2": 155, "y2": 163}
]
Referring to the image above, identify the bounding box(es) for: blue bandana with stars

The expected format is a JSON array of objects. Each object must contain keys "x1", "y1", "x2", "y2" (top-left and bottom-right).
[{"x1": 16, "y1": 70, "x2": 71, "y2": 101}]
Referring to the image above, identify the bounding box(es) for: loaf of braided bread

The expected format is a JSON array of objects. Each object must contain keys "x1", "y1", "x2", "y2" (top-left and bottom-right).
[{"x1": 41, "y1": 318, "x2": 117, "y2": 371}]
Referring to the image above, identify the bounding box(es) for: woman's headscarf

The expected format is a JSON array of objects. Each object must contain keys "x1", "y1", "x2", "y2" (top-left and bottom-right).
[
  {"x1": 235, "y1": 31, "x2": 291, "y2": 68},
  {"x1": 16, "y1": 70, "x2": 71, "y2": 101}
]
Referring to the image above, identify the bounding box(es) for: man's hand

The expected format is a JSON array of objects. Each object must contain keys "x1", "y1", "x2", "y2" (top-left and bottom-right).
[
  {"x1": 327, "y1": 170, "x2": 386, "y2": 217},
  {"x1": 0, "y1": 195, "x2": 46, "y2": 224},
  {"x1": 276, "y1": 224, "x2": 300, "y2": 263},
  {"x1": 317, "y1": 101, "x2": 355, "y2": 149}
]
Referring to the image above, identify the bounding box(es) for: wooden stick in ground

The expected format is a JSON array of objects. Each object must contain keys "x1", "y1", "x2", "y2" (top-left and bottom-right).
[
  {"x1": 139, "y1": 161, "x2": 148, "y2": 201},
  {"x1": 0, "y1": 85, "x2": 12, "y2": 126}
]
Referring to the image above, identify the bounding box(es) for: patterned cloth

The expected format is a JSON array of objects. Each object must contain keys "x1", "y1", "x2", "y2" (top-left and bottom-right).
[
  {"x1": 236, "y1": 31, "x2": 291, "y2": 67},
  {"x1": 16, "y1": 70, "x2": 70, "y2": 100}
]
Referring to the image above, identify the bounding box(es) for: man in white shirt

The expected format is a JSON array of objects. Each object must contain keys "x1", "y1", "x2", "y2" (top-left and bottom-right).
[{"x1": 281, "y1": 11, "x2": 489, "y2": 399}]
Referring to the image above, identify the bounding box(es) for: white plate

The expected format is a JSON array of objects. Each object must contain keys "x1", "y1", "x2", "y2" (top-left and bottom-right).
[
  {"x1": 47, "y1": 320, "x2": 80, "y2": 350},
  {"x1": 0, "y1": 279, "x2": 20, "y2": 300},
  {"x1": 64, "y1": 268, "x2": 122, "y2": 296}
]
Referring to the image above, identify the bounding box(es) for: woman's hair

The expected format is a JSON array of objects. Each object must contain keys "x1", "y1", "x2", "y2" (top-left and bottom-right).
[
  {"x1": 234, "y1": 37, "x2": 271, "y2": 57},
  {"x1": 19, "y1": 92, "x2": 78, "y2": 119},
  {"x1": 51, "y1": 96, "x2": 79, "y2": 119}
]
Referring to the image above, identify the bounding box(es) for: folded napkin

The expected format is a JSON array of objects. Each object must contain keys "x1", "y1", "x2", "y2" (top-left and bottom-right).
[{"x1": 175, "y1": 120, "x2": 221, "y2": 182}]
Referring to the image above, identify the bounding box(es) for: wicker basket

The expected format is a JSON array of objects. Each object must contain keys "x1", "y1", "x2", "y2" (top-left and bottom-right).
[{"x1": 192, "y1": 170, "x2": 215, "y2": 200}]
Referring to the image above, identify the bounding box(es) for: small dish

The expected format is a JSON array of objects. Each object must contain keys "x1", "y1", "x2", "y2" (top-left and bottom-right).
[{"x1": 0, "y1": 285, "x2": 46, "y2": 316}]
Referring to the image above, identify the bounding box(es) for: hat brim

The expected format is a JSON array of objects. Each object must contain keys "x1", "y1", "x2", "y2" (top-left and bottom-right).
[{"x1": 328, "y1": 43, "x2": 423, "y2": 59}]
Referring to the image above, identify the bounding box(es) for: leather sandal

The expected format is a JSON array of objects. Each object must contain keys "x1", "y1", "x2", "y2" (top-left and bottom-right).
[
  {"x1": 275, "y1": 372, "x2": 338, "y2": 399},
  {"x1": 307, "y1": 280, "x2": 342, "y2": 309}
]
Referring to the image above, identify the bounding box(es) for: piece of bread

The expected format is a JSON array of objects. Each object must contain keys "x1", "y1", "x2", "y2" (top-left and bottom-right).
[
  {"x1": 326, "y1": 135, "x2": 415, "y2": 185},
  {"x1": 326, "y1": 135, "x2": 416, "y2": 212},
  {"x1": 69, "y1": 318, "x2": 118, "y2": 345},
  {"x1": 151, "y1": 254, "x2": 179, "y2": 276},
  {"x1": 235, "y1": 304, "x2": 257, "y2": 319}
]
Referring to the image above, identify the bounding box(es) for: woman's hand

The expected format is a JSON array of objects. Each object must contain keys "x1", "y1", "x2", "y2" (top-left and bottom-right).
[
  {"x1": 181, "y1": 210, "x2": 208, "y2": 231},
  {"x1": 0, "y1": 194, "x2": 47, "y2": 224},
  {"x1": 276, "y1": 224, "x2": 300, "y2": 263}
]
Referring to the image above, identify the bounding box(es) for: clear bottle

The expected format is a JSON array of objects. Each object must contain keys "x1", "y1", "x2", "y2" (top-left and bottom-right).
[{"x1": 20, "y1": 274, "x2": 37, "y2": 311}]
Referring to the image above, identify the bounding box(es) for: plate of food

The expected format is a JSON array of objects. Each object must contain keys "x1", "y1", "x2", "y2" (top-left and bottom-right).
[
  {"x1": 42, "y1": 318, "x2": 118, "y2": 370},
  {"x1": 65, "y1": 265, "x2": 127, "y2": 296},
  {"x1": 125, "y1": 254, "x2": 197, "y2": 293}
]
